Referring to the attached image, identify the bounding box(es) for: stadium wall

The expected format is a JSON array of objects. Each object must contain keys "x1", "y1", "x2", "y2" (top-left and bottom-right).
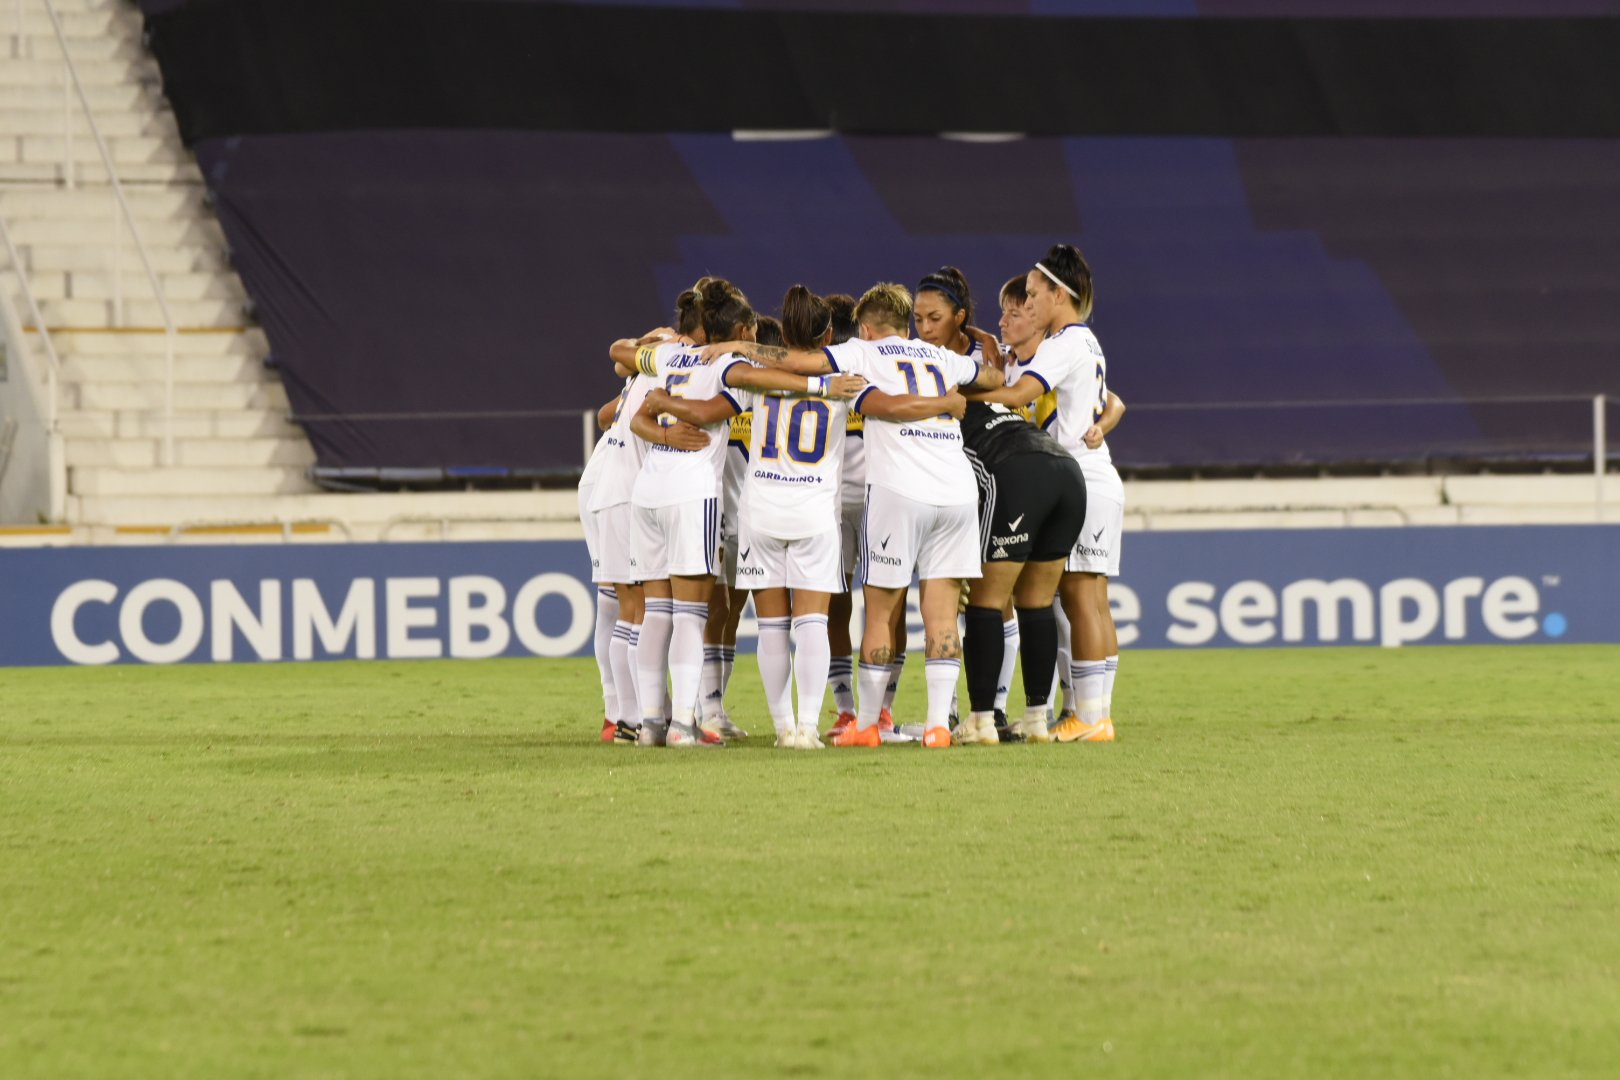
[{"x1": 3, "y1": 526, "x2": 1614, "y2": 666}]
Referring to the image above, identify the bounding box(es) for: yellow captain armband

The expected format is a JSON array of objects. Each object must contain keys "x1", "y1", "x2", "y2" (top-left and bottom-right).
[{"x1": 635, "y1": 345, "x2": 659, "y2": 376}]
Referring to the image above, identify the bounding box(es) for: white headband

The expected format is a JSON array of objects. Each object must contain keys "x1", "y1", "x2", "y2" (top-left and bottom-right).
[{"x1": 1036, "y1": 261, "x2": 1081, "y2": 302}]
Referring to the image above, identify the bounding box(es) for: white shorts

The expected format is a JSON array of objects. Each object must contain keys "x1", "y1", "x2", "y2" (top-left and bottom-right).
[
  {"x1": 633, "y1": 497, "x2": 721, "y2": 581},
  {"x1": 735, "y1": 525, "x2": 844, "y2": 593},
  {"x1": 859, "y1": 486, "x2": 981, "y2": 590},
  {"x1": 1067, "y1": 490, "x2": 1123, "y2": 577},
  {"x1": 579, "y1": 481, "x2": 605, "y2": 583},
  {"x1": 839, "y1": 501, "x2": 863, "y2": 582},
  {"x1": 718, "y1": 534, "x2": 740, "y2": 589},
  {"x1": 594, "y1": 502, "x2": 639, "y2": 583}
]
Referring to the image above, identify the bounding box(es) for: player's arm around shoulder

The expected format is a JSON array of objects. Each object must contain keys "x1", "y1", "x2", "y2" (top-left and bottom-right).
[{"x1": 701, "y1": 340, "x2": 836, "y2": 375}]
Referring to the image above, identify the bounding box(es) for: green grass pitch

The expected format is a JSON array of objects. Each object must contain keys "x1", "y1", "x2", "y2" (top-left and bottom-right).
[{"x1": 2, "y1": 645, "x2": 1617, "y2": 1078}]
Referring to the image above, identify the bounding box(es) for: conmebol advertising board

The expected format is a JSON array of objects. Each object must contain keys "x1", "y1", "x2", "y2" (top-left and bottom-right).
[{"x1": 0, "y1": 527, "x2": 1614, "y2": 667}]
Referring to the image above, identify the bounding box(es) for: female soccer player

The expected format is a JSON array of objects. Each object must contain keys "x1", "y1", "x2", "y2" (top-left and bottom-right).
[
  {"x1": 971, "y1": 245, "x2": 1128, "y2": 742},
  {"x1": 703, "y1": 283, "x2": 1004, "y2": 748},
  {"x1": 582, "y1": 387, "x2": 631, "y2": 741},
  {"x1": 614, "y1": 279, "x2": 864, "y2": 747}
]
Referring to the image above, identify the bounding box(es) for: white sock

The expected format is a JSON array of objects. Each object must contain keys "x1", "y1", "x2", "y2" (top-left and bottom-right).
[
  {"x1": 700, "y1": 644, "x2": 725, "y2": 720},
  {"x1": 609, "y1": 622, "x2": 639, "y2": 728},
  {"x1": 636, "y1": 599, "x2": 673, "y2": 723},
  {"x1": 1104, "y1": 655, "x2": 1118, "y2": 719},
  {"x1": 1072, "y1": 660, "x2": 1107, "y2": 726},
  {"x1": 828, "y1": 655, "x2": 856, "y2": 715},
  {"x1": 924, "y1": 658, "x2": 960, "y2": 732},
  {"x1": 757, "y1": 616, "x2": 795, "y2": 734},
  {"x1": 856, "y1": 662, "x2": 890, "y2": 730},
  {"x1": 792, "y1": 615, "x2": 831, "y2": 732},
  {"x1": 594, "y1": 588, "x2": 619, "y2": 721},
  {"x1": 669, "y1": 601, "x2": 708, "y2": 726},
  {"x1": 1054, "y1": 599, "x2": 1075, "y2": 715},
  {"x1": 994, "y1": 617, "x2": 1019, "y2": 712},
  {"x1": 883, "y1": 655, "x2": 904, "y2": 713},
  {"x1": 720, "y1": 645, "x2": 736, "y2": 696}
]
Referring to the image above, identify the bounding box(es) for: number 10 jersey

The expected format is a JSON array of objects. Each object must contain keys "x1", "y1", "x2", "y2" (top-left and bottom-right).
[{"x1": 732, "y1": 382, "x2": 848, "y2": 540}]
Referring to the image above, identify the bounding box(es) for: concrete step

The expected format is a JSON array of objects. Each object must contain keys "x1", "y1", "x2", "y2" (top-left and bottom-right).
[
  {"x1": 0, "y1": 84, "x2": 150, "y2": 110},
  {"x1": 15, "y1": 134, "x2": 188, "y2": 166},
  {"x1": 0, "y1": 54, "x2": 154, "y2": 84},
  {"x1": 59, "y1": 407, "x2": 297, "y2": 440},
  {"x1": 39, "y1": 297, "x2": 246, "y2": 328},
  {"x1": 64, "y1": 436, "x2": 316, "y2": 470},
  {"x1": 0, "y1": 160, "x2": 197, "y2": 184},
  {"x1": 54, "y1": 327, "x2": 265, "y2": 356},
  {"x1": 0, "y1": 108, "x2": 177, "y2": 138},
  {"x1": 5, "y1": 213, "x2": 220, "y2": 247},
  {"x1": 70, "y1": 465, "x2": 313, "y2": 497},
  {"x1": 10, "y1": 7, "x2": 124, "y2": 35},
  {"x1": 22, "y1": 242, "x2": 226, "y2": 275},
  {"x1": 5, "y1": 34, "x2": 148, "y2": 63},
  {"x1": 0, "y1": 185, "x2": 204, "y2": 220},
  {"x1": 6, "y1": 268, "x2": 246, "y2": 304},
  {"x1": 60, "y1": 353, "x2": 265, "y2": 384},
  {"x1": 72, "y1": 379, "x2": 287, "y2": 412}
]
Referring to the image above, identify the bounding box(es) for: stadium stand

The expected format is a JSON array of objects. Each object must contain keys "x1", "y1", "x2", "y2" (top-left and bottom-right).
[{"x1": 3, "y1": 0, "x2": 1617, "y2": 542}]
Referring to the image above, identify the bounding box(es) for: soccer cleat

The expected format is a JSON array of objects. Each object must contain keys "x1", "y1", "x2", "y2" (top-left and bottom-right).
[
  {"x1": 921, "y1": 726, "x2": 952, "y2": 749},
  {"x1": 667, "y1": 720, "x2": 723, "y2": 748},
  {"x1": 636, "y1": 721, "x2": 668, "y2": 747},
  {"x1": 827, "y1": 710, "x2": 857, "y2": 740},
  {"x1": 793, "y1": 725, "x2": 826, "y2": 750},
  {"x1": 600, "y1": 718, "x2": 616, "y2": 742},
  {"x1": 833, "y1": 722, "x2": 882, "y2": 748},
  {"x1": 704, "y1": 711, "x2": 748, "y2": 740},
  {"x1": 774, "y1": 728, "x2": 797, "y2": 748},
  {"x1": 612, "y1": 720, "x2": 640, "y2": 745},
  {"x1": 878, "y1": 707, "x2": 896, "y2": 735},
  {"x1": 1049, "y1": 715, "x2": 1113, "y2": 743},
  {"x1": 992, "y1": 708, "x2": 1023, "y2": 743},
  {"x1": 1013, "y1": 715, "x2": 1051, "y2": 744}
]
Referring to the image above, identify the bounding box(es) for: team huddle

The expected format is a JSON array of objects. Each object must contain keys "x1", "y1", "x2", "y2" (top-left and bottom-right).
[{"x1": 577, "y1": 243, "x2": 1126, "y2": 749}]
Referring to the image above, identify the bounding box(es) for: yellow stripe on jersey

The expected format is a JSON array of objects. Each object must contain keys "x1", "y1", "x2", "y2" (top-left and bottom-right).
[
  {"x1": 1032, "y1": 389, "x2": 1059, "y2": 430},
  {"x1": 635, "y1": 345, "x2": 658, "y2": 377},
  {"x1": 729, "y1": 409, "x2": 752, "y2": 447},
  {"x1": 845, "y1": 411, "x2": 864, "y2": 434}
]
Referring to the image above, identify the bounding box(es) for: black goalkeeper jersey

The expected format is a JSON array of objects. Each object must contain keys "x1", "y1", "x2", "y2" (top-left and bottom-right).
[{"x1": 961, "y1": 401, "x2": 1071, "y2": 470}]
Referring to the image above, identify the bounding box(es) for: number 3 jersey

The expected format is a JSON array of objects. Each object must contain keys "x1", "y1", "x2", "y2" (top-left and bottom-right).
[
  {"x1": 1021, "y1": 323, "x2": 1124, "y2": 499},
  {"x1": 826, "y1": 335, "x2": 982, "y2": 507},
  {"x1": 731, "y1": 382, "x2": 848, "y2": 540},
  {"x1": 629, "y1": 343, "x2": 743, "y2": 509}
]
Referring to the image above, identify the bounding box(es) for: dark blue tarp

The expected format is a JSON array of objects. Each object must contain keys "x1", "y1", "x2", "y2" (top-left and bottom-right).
[{"x1": 197, "y1": 132, "x2": 1620, "y2": 471}]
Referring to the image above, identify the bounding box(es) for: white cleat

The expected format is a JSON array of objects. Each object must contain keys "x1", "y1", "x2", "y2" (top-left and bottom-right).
[
  {"x1": 774, "y1": 728, "x2": 797, "y2": 749},
  {"x1": 666, "y1": 721, "x2": 722, "y2": 748},
  {"x1": 792, "y1": 725, "x2": 826, "y2": 750},
  {"x1": 636, "y1": 721, "x2": 668, "y2": 747},
  {"x1": 1014, "y1": 714, "x2": 1052, "y2": 744}
]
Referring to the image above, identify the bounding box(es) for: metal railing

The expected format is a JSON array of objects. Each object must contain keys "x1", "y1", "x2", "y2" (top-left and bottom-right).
[
  {"x1": 13, "y1": 0, "x2": 180, "y2": 464},
  {"x1": 0, "y1": 208, "x2": 62, "y2": 433}
]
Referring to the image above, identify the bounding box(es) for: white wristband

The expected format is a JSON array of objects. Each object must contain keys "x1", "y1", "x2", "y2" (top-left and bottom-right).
[{"x1": 806, "y1": 376, "x2": 820, "y2": 396}]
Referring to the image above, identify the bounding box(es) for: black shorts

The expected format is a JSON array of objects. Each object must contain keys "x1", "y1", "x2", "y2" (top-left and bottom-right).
[{"x1": 974, "y1": 452, "x2": 1087, "y2": 564}]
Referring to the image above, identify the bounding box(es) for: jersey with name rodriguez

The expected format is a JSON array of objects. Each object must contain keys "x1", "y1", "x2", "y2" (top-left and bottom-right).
[
  {"x1": 732, "y1": 383, "x2": 848, "y2": 539},
  {"x1": 629, "y1": 343, "x2": 743, "y2": 509},
  {"x1": 1021, "y1": 323, "x2": 1123, "y2": 496},
  {"x1": 826, "y1": 336, "x2": 981, "y2": 506},
  {"x1": 585, "y1": 373, "x2": 656, "y2": 512}
]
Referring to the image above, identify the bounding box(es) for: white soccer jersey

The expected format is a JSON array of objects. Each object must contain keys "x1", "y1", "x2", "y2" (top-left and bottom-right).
[
  {"x1": 579, "y1": 378, "x2": 629, "y2": 490},
  {"x1": 839, "y1": 411, "x2": 866, "y2": 509},
  {"x1": 722, "y1": 408, "x2": 750, "y2": 539},
  {"x1": 1022, "y1": 323, "x2": 1121, "y2": 492},
  {"x1": 827, "y1": 335, "x2": 981, "y2": 506},
  {"x1": 586, "y1": 374, "x2": 656, "y2": 512},
  {"x1": 732, "y1": 384, "x2": 848, "y2": 540},
  {"x1": 630, "y1": 343, "x2": 741, "y2": 509}
]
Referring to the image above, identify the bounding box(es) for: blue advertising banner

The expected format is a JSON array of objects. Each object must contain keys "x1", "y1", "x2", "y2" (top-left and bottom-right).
[{"x1": 0, "y1": 527, "x2": 1615, "y2": 667}]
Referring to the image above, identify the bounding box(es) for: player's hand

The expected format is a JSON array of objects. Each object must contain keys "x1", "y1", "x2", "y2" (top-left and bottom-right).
[
  {"x1": 636, "y1": 327, "x2": 678, "y2": 346},
  {"x1": 646, "y1": 388, "x2": 672, "y2": 409},
  {"x1": 698, "y1": 340, "x2": 747, "y2": 364},
  {"x1": 825, "y1": 374, "x2": 866, "y2": 400},
  {"x1": 965, "y1": 325, "x2": 1002, "y2": 362},
  {"x1": 660, "y1": 421, "x2": 709, "y2": 451},
  {"x1": 940, "y1": 390, "x2": 968, "y2": 419},
  {"x1": 1082, "y1": 423, "x2": 1105, "y2": 449}
]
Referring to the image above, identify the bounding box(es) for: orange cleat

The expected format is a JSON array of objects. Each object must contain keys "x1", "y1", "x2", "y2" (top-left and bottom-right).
[
  {"x1": 600, "y1": 718, "x2": 616, "y2": 742},
  {"x1": 1050, "y1": 715, "x2": 1114, "y2": 743},
  {"x1": 828, "y1": 711, "x2": 857, "y2": 740},
  {"x1": 878, "y1": 708, "x2": 896, "y2": 735},
  {"x1": 921, "y1": 726, "x2": 952, "y2": 749},
  {"x1": 833, "y1": 722, "x2": 882, "y2": 748}
]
